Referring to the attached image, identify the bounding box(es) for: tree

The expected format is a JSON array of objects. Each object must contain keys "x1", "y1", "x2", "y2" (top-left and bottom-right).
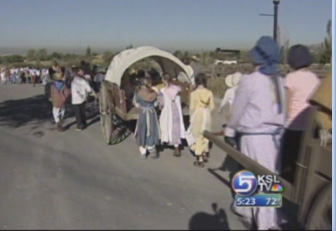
[
  {"x1": 49, "y1": 52, "x2": 62, "y2": 60},
  {"x1": 37, "y1": 49, "x2": 48, "y2": 61},
  {"x1": 327, "y1": 19, "x2": 331, "y2": 39},
  {"x1": 86, "y1": 46, "x2": 92, "y2": 57},
  {"x1": 173, "y1": 50, "x2": 183, "y2": 59},
  {"x1": 26, "y1": 49, "x2": 37, "y2": 61},
  {"x1": 5, "y1": 55, "x2": 25, "y2": 63},
  {"x1": 103, "y1": 51, "x2": 114, "y2": 66},
  {"x1": 125, "y1": 44, "x2": 133, "y2": 50},
  {"x1": 282, "y1": 38, "x2": 290, "y2": 64},
  {"x1": 183, "y1": 51, "x2": 190, "y2": 59},
  {"x1": 318, "y1": 20, "x2": 332, "y2": 64}
]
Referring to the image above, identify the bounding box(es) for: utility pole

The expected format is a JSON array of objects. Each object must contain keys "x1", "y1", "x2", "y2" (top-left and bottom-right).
[
  {"x1": 273, "y1": 0, "x2": 280, "y2": 42},
  {"x1": 260, "y1": 0, "x2": 280, "y2": 42}
]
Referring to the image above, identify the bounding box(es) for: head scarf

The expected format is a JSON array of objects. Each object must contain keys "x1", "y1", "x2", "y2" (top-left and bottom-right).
[
  {"x1": 251, "y1": 36, "x2": 285, "y2": 114},
  {"x1": 250, "y1": 36, "x2": 281, "y2": 76}
]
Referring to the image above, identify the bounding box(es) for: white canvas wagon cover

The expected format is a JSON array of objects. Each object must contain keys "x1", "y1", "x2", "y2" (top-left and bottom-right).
[{"x1": 105, "y1": 46, "x2": 192, "y2": 86}]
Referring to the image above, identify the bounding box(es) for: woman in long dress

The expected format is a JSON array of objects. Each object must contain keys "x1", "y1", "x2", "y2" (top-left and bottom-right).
[
  {"x1": 224, "y1": 36, "x2": 286, "y2": 230},
  {"x1": 189, "y1": 73, "x2": 215, "y2": 167},
  {"x1": 134, "y1": 77, "x2": 160, "y2": 159},
  {"x1": 159, "y1": 73, "x2": 186, "y2": 157}
]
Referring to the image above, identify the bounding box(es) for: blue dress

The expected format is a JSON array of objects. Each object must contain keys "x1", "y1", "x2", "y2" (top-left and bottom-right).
[{"x1": 134, "y1": 94, "x2": 160, "y2": 147}]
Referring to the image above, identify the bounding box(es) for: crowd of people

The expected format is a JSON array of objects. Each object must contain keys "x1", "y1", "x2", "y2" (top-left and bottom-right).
[
  {"x1": 0, "y1": 67, "x2": 49, "y2": 86},
  {"x1": 0, "y1": 35, "x2": 331, "y2": 230},
  {"x1": 129, "y1": 36, "x2": 330, "y2": 230}
]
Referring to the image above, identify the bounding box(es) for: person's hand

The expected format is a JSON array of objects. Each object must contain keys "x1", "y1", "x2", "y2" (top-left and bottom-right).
[
  {"x1": 224, "y1": 136, "x2": 237, "y2": 149},
  {"x1": 90, "y1": 91, "x2": 97, "y2": 98}
]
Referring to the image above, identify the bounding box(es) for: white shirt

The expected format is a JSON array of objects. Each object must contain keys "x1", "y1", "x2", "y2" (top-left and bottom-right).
[
  {"x1": 220, "y1": 86, "x2": 237, "y2": 110},
  {"x1": 71, "y1": 76, "x2": 93, "y2": 105}
]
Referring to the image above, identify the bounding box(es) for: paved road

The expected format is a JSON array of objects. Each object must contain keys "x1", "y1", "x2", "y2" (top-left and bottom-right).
[{"x1": 0, "y1": 84, "x2": 247, "y2": 230}]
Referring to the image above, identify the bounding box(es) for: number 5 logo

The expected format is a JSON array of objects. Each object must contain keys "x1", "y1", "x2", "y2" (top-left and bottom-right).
[{"x1": 232, "y1": 171, "x2": 257, "y2": 196}]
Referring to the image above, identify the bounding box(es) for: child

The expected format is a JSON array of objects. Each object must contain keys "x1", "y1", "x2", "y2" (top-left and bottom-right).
[
  {"x1": 189, "y1": 73, "x2": 215, "y2": 167},
  {"x1": 159, "y1": 73, "x2": 186, "y2": 157},
  {"x1": 71, "y1": 66, "x2": 96, "y2": 131},
  {"x1": 213, "y1": 72, "x2": 242, "y2": 136},
  {"x1": 134, "y1": 77, "x2": 160, "y2": 159},
  {"x1": 50, "y1": 68, "x2": 70, "y2": 132}
]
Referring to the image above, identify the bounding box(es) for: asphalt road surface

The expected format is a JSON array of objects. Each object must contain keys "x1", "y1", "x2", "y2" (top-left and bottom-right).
[
  {"x1": 0, "y1": 84, "x2": 248, "y2": 230},
  {"x1": 0, "y1": 84, "x2": 303, "y2": 230}
]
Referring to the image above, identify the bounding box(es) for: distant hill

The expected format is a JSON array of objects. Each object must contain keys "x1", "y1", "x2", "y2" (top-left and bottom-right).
[{"x1": 0, "y1": 47, "x2": 119, "y2": 56}]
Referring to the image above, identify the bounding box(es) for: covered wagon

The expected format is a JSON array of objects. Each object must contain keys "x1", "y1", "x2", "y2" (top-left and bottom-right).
[{"x1": 99, "y1": 46, "x2": 194, "y2": 145}]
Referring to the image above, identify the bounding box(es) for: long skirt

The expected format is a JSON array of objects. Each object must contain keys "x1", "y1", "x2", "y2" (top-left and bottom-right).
[
  {"x1": 233, "y1": 135, "x2": 285, "y2": 230},
  {"x1": 169, "y1": 102, "x2": 182, "y2": 146},
  {"x1": 190, "y1": 109, "x2": 211, "y2": 156},
  {"x1": 135, "y1": 109, "x2": 160, "y2": 148}
]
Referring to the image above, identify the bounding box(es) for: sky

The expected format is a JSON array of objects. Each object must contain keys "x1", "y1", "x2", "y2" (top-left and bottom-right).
[{"x1": 0, "y1": 0, "x2": 332, "y2": 53}]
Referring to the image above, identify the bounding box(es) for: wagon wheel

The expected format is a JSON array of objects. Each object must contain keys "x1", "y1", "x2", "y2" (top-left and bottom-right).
[
  {"x1": 109, "y1": 114, "x2": 132, "y2": 145},
  {"x1": 100, "y1": 82, "x2": 113, "y2": 144},
  {"x1": 100, "y1": 83, "x2": 132, "y2": 145},
  {"x1": 305, "y1": 183, "x2": 332, "y2": 230}
]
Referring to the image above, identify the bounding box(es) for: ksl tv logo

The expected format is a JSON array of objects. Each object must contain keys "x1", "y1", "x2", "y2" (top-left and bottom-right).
[{"x1": 232, "y1": 170, "x2": 284, "y2": 196}]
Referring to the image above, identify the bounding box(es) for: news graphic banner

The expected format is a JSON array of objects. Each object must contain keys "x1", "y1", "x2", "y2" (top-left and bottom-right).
[{"x1": 232, "y1": 170, "x2": 284, "y2": 208}]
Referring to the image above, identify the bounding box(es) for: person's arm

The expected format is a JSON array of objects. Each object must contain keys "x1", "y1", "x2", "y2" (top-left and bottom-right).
[
  {"x1": 189, "y1": 92, "x2": 195, "y2": 117},
  {"x1": 209, "y1": 92, "x2": 215, "y2": 113},
  {"x1": 284, "y1": 74, "x2": 293, "y2": 121},
  {"x1": 219, "y1": 90, "x2": 231, "y2": 113},
  {"x1": 84, "y1": 79, "x2": 97, "y2": 97},
  {"x1": 224, "y1": 75, "x2": 252, "y2": 137}
]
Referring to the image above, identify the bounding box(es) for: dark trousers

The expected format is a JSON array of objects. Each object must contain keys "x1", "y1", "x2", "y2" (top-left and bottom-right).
[{"x1": 73, "y1": 102, "x2": 87, "y2": 129}]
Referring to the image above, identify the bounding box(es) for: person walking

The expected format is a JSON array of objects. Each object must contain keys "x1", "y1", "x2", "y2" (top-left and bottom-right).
[
  {"x1": 189, "y1": 73, "x2": 215, "y2": 167},
  {"x1": 50, "y1": 69, "x2": 71, "y2": 132},
  {"x1": 281, "y1": 45, "x2": 320, "y2": 182},
  {"x1": 224, "y1": 36, "x2": 286, "y2": 230},
  {"x1": 134, "y1": 77, "x2": 160, "y2": 159},
  {"x1": 159, "y1": 73, "x2": 186, "y2": 157},
  {"x1": 214, "y1": 72, "x2": 242, "y2": 136},
  {"x1": 71, "y1": 66, "x2": 96, "y2": 131}
]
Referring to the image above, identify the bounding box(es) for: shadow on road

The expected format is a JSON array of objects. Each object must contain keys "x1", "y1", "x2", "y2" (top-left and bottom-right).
[
  {"x1": 0, "y1": 94, "x2": 101, "y2": 130},
  {"x1": 189, "y1": 203, "x2": 231, "y2": 230},
  {"x1": 0, "y1": 94, "x2": 53, "y2": 128}
]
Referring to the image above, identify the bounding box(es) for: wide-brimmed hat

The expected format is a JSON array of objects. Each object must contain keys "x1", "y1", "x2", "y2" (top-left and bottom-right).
[
  {"x1": 287, "y1": 44, "x2": 313, "y2": 70},
  {"x1": 232, "y1": 72, "x2": 242, "y2": 86},
  {"x1": 225, "y1": 72, "x2": 242, "y2": 87},
  {"x1": 225, "y1": 74, "x2": 234, "y2": 87},
  {"x1": 250, "y1": 36, "x2": 281, "y2": 76}
]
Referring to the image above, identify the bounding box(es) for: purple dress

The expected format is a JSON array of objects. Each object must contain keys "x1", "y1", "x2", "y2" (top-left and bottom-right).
[{"x1": 225, "y1": 71, "x2": 286, "y2": 230}]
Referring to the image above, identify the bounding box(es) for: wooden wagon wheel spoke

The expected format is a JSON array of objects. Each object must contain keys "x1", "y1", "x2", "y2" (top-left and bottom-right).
[{"x1": 110, "y1": 123, "x2": 132, "y2": 145}]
